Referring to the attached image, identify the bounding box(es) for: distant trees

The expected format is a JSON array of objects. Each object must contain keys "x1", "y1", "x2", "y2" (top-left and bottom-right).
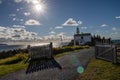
[{"x1": 91, "y1": 34, "x2": 111, "y2": 45}]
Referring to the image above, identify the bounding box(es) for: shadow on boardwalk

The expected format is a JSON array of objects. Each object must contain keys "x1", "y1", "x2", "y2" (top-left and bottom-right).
[{"x1": 26, "y1": 58, "x2": 62, "y2": 74}]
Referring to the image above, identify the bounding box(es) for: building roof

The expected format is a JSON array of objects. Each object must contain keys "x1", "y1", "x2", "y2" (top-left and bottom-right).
[{"x1": 74, "y1": 33, "x2": 91, "y2": 36}]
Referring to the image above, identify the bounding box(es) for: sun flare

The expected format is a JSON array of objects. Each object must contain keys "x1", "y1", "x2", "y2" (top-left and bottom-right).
[
  {"x1": 31, "y1": 0, "x2": 46, "y2": 13},
  {"x1": 35, "y1": 4, "x2": 43, "y2": 12}
]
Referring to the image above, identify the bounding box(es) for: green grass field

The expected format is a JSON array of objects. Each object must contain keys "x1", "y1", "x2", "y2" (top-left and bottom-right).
[
  {"x1": 77, "y1": 58, "x2": 120, "y2": 80},
  {"x1": 0, "y1": 62, "x2": 28, "y2": 77},
  {"x1": 77, "y1": 44, "x2": 120, "y2": 80}
]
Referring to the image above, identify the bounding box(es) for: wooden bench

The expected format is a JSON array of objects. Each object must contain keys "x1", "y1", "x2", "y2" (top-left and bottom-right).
[
  {"x1": 25, "y1": 42, "x2": 62, "y2": 73},
  {"x1": 27, "y1": 42, "x2": 53, "y2": 61}
]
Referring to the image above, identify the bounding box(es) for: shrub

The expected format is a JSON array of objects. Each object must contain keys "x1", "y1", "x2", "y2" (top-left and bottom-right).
[
  {"x1": 0, "y1": 49, "x2": 28, "y2": 59},
  {"x1": 53, "y1": 46, "x2": 90, "y2": 55}
]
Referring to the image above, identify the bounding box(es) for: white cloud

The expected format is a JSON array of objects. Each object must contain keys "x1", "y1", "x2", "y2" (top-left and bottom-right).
[
  {"x1": 49, "y1": 31, "x2": 56, "y2": 34},
  {"x1": 56, "y1": 32, "x2": 73, "y2": 40},
  {"x1": 57, "y1": 32, "x2": 65, "y2": 37},
  {"x1": 111, "y1": 32, "x2": 118, "y2": 35},
  {"x1": 0, "y1": 0, "x2": 2, "y2": 4},
  {"x1": 62, "y1": 18, "x2": 79, "y2": 26},
  {"x1": 14, "y1": 0, "x2": 41, "y2": 4},
  {"x1": 24, "y1": 12, "x2": 30, "y2": 16},
  {"x1": 43, "y1": 35, "x2": 56, "y2": 40},
  {"x1": 12, "y1": 18, "x2": 24, "y2": 22},
  {"x1": 20, "y1": 19, "x2": 24, "y2": 22},
  {"x1": 105, "y1": 30, "x2": 109, "y2": 33},
  {"x1": 81, "y1": 27, "x2": 88, "y2": 29},
  {"x1": 24, "y1": 0, "x2": 33, "y2": 3},
  {"x1": 16, "y1": 9, "x2": 20, "y2": 11},
  {"x1": 55, "y1": 26, "x2": 63, "y2": 29},
  {"x1": 14, "y1": 0, "x2": 22, "y2": 3},
  {"x1": 115, "y1": 16, "x2": 120, "y2": 19},
  {"x1": 100, "y1": 24, "x2": 108, "y2": 27},
  {"x1": 78, "y1": 20, "x2": 82, "y2": 25},
  {"x1": 25, "y1": 19, "x2": 41, "y2": 25},
  {"x1": 13, "y1": 18, "x2": 17, "y2": 21},
  {"x1": 112, "y1": 27, "x2": 117, "y2": 31},
  {"x1": 20, "y1": 7, "x2": 23, "y2": 10},
  {"x1": 42, "y1": 32, "x2": 72, "y2": 41},
  {"x1": 13, "y1": 25, "x2": 25, "y2": 28},
  {"x1": 43, "y1": 32, "x2": 72, "y2": 40},
  {"x1": 96, "y1": 30, "x2": 100, "y2": 33},
  {"x1": 0, "y1": 26, "x2": 6, "y2": 31},
  {"x1": 9, "y1": 14, "x2": 16, "y2": 17},
  {"x1": 24, "y1": 0, "x2": 41, "y2": 4}
]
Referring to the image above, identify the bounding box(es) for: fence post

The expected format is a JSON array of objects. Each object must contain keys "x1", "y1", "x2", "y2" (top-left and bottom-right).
[
  {"x1": 50, "y1": 42, "x2": 53, "y2": 58},
  {"x1": 113, "y1": 45, "x2": 117, "y2": 64},
  {"x1": 95, "y1": 46, "x2": 98, "y2": 59},
  {"x1": 24, "y1": 45, "x2": 31, "y2": 63}
]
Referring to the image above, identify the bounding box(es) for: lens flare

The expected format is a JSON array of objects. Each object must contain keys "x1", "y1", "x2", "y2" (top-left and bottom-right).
[{"x1": 77, "y1": 66, "x2": 84, "y2": 74}]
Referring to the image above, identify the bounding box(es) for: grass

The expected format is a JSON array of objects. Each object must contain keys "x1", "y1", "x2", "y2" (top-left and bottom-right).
[
  {"x1": 76, "y1": 45, "x2": 120, "y2": 80},
  {"x1": 0, "y1": 45, "x2": 89, "y2": 77},
  {"x1": 117, "y1": 52, "x2": 120, "y2": 63},
  {"x1": 0, "y1": 62, "x2": 28, "y2": 77},
  {"x1": 0, "y1": 53, "x2": 29, "y2": 77},
  {"x1": 77, "y1": 57, "x2": 120, "y2": 80}
]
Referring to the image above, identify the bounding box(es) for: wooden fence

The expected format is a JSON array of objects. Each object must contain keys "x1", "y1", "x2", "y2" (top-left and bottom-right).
[
  {"x1": 95, "y1": 44, "x2": 117, "y2": 63},
  {"x1": 116, "y1": 46, "x2": 120, "y2": 63}
]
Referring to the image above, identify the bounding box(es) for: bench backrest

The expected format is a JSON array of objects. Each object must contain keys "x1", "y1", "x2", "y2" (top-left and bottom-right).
[{"x1": 28, "y1": 42, "x2": 53, "y2": 60}]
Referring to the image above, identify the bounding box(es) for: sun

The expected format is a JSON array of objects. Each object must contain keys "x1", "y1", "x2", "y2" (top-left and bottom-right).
[
  {"x1": 35, "y1": 4, "x2": 43, "y2": 12},
  {"x1": 31, "y1": 0, "x2": 46, "y2": 13}
]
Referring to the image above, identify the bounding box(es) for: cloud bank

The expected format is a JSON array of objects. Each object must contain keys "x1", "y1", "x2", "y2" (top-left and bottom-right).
[{"x1": 0, "y1": 25, "x2": 38, "y2": 40}]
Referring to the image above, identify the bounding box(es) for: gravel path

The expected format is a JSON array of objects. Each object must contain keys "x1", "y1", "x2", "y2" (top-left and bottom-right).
[{"x1": 0, "y1": 47, "x2": 95, "y2": 80}]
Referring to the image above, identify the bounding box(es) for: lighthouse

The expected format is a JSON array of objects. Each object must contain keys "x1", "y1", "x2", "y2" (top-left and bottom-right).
[{"x1": 74, "y1": 27, "x2": 92, "y2": 45}]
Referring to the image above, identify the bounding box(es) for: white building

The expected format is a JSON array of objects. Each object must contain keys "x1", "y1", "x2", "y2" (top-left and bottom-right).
[{"x1": 74, "y1": 27, "x2": 91, "y2": 45}]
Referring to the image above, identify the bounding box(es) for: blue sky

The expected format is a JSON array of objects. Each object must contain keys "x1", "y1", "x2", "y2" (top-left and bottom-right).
[{"x1": 0, "y1": 0, "x2": 120, "y2": 40}]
